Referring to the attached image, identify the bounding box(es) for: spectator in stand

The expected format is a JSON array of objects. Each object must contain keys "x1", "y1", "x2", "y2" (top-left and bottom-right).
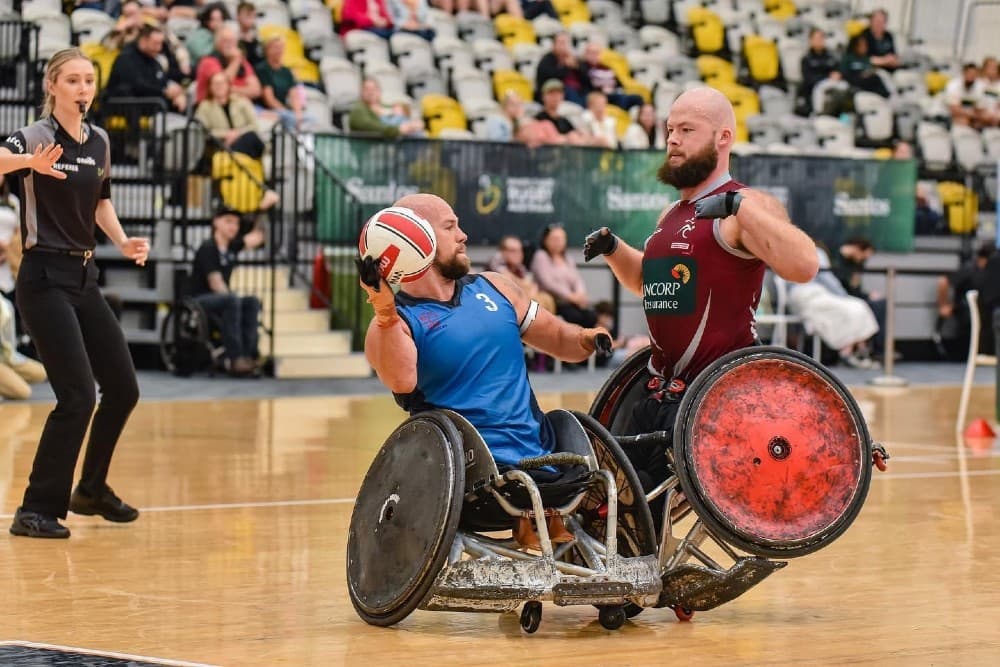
[
  {"x1": 196, "y1": 71, "x2": 266, "y2": 159},
  {"x1": 935, "y1": 241, "x2": 993, "y2": 359},
  {"x1": 860, "y1": 8, "x2": 899, "y2": 72},
  {"x1": 340, "y1": 0, "x2": 394, "y2": 38},
  {"x1": 840, "y1": 34, "x2": 891, "y2": 98},
  {"x1": 194, "y1": 24, "x2": 262, "y2": 104},
  {"x1": 914, "y1": 182, "x2": 946, "y2": 235},
  {"x1": 487, "y1": 235, "x2": 556, "y2": 313},
  {"x1": 520, "y1": 0, "x2": 557, "y2": 19},
  {"x1": 256, "y1": 36, "x2": 314, "y2": 132},
  {"x1": 386, "y1": 0, "x2": 436, "y2": 41},
  {"x1": 484, "y1": 91, "x2": 524, "y2": 142},
  {"x1": 946, "y1": 62, "x2": 989, "y2": 128},
  {"x1": 799, "y1": 27, "x2": 843, "y2": 114},
  {"x1": 186, "y1": 2, "x2": 230, "y2": 69},
  {"x1": 622, "y1": 102, "x2": 665, "y2": 150},
  {"x1": 104, "y1": 23, "x2": 188, "y2": 113},
  {"x1": 978, "y1": 246, "x2": 1000, "y2": 360},
  {"x1": 237, "y1": 2, "x2": 265, "y2": 69},
  {"x1": 535, "y1": 32, "x2": 585, "y2": 105},
  {"x1": 348, "y1": 78, "x2": 424, "y2": 137},
  {"x1": 832, "y1": 236, "x2": 887, "y2": 358},
  {"x1": 980, "y1": 56, "x2": 1000, "y2": 124},
  {"x1": 429, "y1": 0, "x2": 522, "y2": 17},
  {"x1": 580, "y1": 41, "x2": 642, "y2": 111},
  {"x1": 580, "y1": 91, "x2": 618, "y2": 148},
  {"x1": 530, "y1": 223, "x2": 597, "y2": 328},
  {"x1": 534, "y1": 79, "x2": 587, "y2": 145}
]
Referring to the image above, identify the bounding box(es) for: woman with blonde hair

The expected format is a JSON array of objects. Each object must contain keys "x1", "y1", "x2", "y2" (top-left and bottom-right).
[{"x1": 0, "y1": 48, "x2": 149, "y2": 538}]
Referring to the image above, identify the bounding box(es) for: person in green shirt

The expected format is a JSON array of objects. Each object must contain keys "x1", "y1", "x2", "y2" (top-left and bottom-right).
[
  {"x1": 256, "y1": 36, "x2": 313, "y2": 132},
  {"x1": 347, "y1": 79, "x2": 424, "y2": 137},
  {"x1": 186, "y1": 2, "x2": 230, "y2": 69}
]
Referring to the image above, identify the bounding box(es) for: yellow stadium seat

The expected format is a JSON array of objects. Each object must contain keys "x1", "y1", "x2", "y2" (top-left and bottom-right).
[
  {"x1": 938, "y1": 181, "x2": 978, "y2": 234},
  {"x1": 845, "y1": 19, "x2": 867, "y2": 39},
  {"x1": 697, "y1": 54, "x2": 736, "y2": 84},
  {"x1": 926, "y1": 70, "x2": 949, "y2": 96},
  {"x1": 421, "y1": 94, "x2": 468, "y2": 137},
  {"x1": 551, "y1": 0, "x2": 590, "y2": 26},
  {"x1": 742, "y1": 34, "x2": 781, "y2": 85},
  {"x1": 80, "y1": 41, "x2": 119, "y2": 91},
  {"x1": 494, "y1": 13, "x2": 536, "y2": 48},
  {"x1": 872, "y1": 147, "x2": 894, "y2": 159},
  {"x1": 622, "y1": 80, "x2": 651, "y2": 103},
  {"x1": 492, "y1": 69, "x2": 533, "y2": 102},
  {"x1": 259, "y1": 24, "x2": 306, "y2": 61},
  {"x1": 604, "y1": 103, "x2": 631, "y2": 138},
  {"x1": 598, "y1": 49, "x2": 632, "y2": 86},
  {"x1": 764, "y1": 0, "x2": 797, "y2": 20},
  {"x1": 735, "y1": 120, "x2": 748, "y2": 143},
  {"x1": 212, "y1": 152, "x2": 265, "y2": 214},
  {"x1": 687, "y1": 7, "x2": 726, "y2": 54},
  {"x1": 326, "y1": 0, "x2": 342, "y2": 24},
  {"x1": 286, "y1": 56, "x2": 320, "y2": 84},
  {"x1": 712, "y1": 82, "x2": 760, "y2": 123}
]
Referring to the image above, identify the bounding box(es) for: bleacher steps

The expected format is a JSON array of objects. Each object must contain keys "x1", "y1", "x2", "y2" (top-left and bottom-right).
[
  {"x1": 274, "y1": 352, "x2": 372, "y2": 379},
  {"x1": 273, "y1": 309, "x2": 329, "y2": 333},
  {"x1": 261, "y1": 330, "x2": 352, "y2": 357}
]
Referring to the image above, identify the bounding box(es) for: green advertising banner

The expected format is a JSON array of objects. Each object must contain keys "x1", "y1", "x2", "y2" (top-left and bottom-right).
[{"x1": 314, "y1": 136, "x2": 917, "y2": 253}]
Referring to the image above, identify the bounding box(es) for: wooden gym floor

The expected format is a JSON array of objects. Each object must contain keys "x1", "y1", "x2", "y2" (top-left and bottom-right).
[{"x1": 1, "y1": 384, "x2": 999, "y2": 666}]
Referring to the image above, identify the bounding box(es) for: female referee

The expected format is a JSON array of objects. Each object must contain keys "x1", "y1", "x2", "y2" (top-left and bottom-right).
[{"x1": 0, "y1": 48, "x2": 150, "y2": 538}]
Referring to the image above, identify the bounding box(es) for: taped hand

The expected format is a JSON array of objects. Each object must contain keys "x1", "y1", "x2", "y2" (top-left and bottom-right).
[
  {"x1": 356, "y1": 255, "x2": 399, "y2": 328},
  {"x1": 583, "y1": 227, "x2": 619, "y2": 262},
  {"x1": 694, "y1": 191, "x2": 743, "y2": 219}
]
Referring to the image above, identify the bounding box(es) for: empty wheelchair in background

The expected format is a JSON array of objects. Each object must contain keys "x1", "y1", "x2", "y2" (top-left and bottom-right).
[
  {"x1": 347, "y1": 346, "x2": 887, "y2": 632},
  {"x1": 587, "y1": 345, "x2": 889, "y2": 619},
  {"x1": 159, "y1": 297, "x2": 225, "y2": 377}
]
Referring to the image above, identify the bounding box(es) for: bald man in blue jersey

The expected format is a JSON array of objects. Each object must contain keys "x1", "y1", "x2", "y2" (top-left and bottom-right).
[{"x1": 358, "y1": 193, "x2": 612, "y2": 470}]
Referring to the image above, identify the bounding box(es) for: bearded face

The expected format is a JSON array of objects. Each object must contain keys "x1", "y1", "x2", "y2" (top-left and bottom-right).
[
  {"x1": 657, "y1": 135, "x2": 719, "y2": 190},
  {"x1": 434, "y1": 252, "x2": 470, "y2": 280}
]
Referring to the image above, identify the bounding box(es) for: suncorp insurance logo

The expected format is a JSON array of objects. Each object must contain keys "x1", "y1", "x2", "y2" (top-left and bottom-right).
[{"x1": 833, "y1": 191, "x2": 891, "y2": 217}]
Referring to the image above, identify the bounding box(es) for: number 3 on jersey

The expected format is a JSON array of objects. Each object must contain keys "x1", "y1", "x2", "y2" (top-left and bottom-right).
[{"x1": 476, "y1": 293, "x2": 498, "y2": 312}]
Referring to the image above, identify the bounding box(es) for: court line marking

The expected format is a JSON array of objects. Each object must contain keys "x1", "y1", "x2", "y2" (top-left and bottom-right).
[
  {"x1": 0, "y1": 641, "x2": 219, "y2": 667},
  {"x1": 4, "y1": 468, "x2": 1000, "y2": 522}
]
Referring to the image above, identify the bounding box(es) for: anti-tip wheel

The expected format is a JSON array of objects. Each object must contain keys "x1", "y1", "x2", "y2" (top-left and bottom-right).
[
  {"x1": 598, "y1": 605, "x2": 626, "y2": 630},
  {"x1": 520, "y1": 601, "x2": 542, "y2": 634},
  {"x1": 673, "y1": 606, "x2": 695, "y2": 622}
]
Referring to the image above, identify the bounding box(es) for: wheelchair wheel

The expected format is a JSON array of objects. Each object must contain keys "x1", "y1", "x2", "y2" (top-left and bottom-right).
[
  {"x1": 589, "y1": 346, "x2": 652, "y2": 433},
  {"x1": 347, "y1": 411, "x2": 466, "y2": 626},
  {"x1": 673, "y1": 346, "x2": 873, "y2": 559},
  {"x1": 567, "y1": 412, "x2": 657, "y2": 565},
  {"x1": 159, "y1": 299, "x2": 213, "y2": 376}
]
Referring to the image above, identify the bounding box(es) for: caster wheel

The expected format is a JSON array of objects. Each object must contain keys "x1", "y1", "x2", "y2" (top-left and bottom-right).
[
  {"x1": 598, "y1": 605, "x2": 626, "y2": 630},
  {"x1": 673, "y1": 606, "x2": 694, "y2": 622},
  {"x1": 520, "y1": 601, "x2": 542, "y2": 634}
]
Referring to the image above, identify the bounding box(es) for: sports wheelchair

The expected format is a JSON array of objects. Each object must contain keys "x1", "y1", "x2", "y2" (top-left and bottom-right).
[
  {"x1": 347, "y1": 346, "x2": 888, "y2": 632},
  {"x1": 159, "y1": 297, "x2": 226, "y2": 376}
]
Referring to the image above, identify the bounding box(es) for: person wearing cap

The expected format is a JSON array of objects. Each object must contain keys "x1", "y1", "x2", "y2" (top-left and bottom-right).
[
  {"x1": 534, "y1": 79, "x2": 587, "y2": 145},
  {"x1": 188, "y1": 207, "x2": 266, "y2": 376},
  {"x1": 534, "y1": 32, "x2": 585, "y2": 105}
]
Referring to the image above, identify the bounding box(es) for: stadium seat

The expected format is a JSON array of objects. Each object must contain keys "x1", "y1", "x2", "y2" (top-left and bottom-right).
[
  {"x1": 758, "y1": 84, "x2": 794, "y2": 116},
  {"x1": 494, "y1": 13, "x2": 537, "y2": 48},
  {"x1": 639, "y1": 0, "x2": 671, "y2": 25},
  {"x1": 844, "y1": 18, "x2": 867, "y2": 39},
  {"x1": 638, "y1": 25, "x2": 680, "y2": 55},
  {"x1": 421, "y1": 94, "x2": 468, "y2": 137},
  {"x1": 713, "y1": 81, "x2": 761, "y2": 124},
  {"x1": 70, "y1": 8, "x2": 115, "y2": 44},
  {"x1": 343, "y1": 29, "x2": 390, "y2": 67},
  {"x1": 569, "y1": 21, "x2": 608, "y2": 50},
  {"x1": 492, "y1": 69, "x2": 533, "y2": 103},
  {"x1": 687, "y1": 6, "x2": 727, "y2": 55},
  {"x1": 551, "y1": 0, "x2": 591, "y2": 26},
  {"x1": 628, "y1": 50, "x2": 667, "y2": 88},
  {"x1": 777, "y1": 38, "x2": 806, "y2": 85},
  {"x1": 320, "y1": 57, "x2": 362, "y2": 112},
  {"x1": 456, "y1": 10, "x2": 496, "y2": 41},
  {"x1": 925, "y1": 70, "x2": 949, "y2": 96},
  {"x1": 452, "y1": 69, "x2": 495, "y2": 108},
  {"x1": 697, "y1": 54, "x2": 736, "y2": 85},
  {"x1": 212, "y1": 152, "x2": 265, "y2": 214},
  {"x1": 853, "y1": 91, "x2": 894, "y2": 144},
  {"x1": 746, "y1": 113, "x2": 785, "y2": 146},
  {"x1": 365, "y1": 61, "x2": 409, "y2": 106},
  {"x1": 664, "y1": 54, "x2": 700, "y2": 83},
  {"x1": 472, "y1": 38, "x2": 515, "y2": 75},
  {"x1": 432, "y1": 35, "x2": 475, "y2": 78},
  {"x1": 937, "y1": 181, "x2": 978, "y2": 234},
  {"x1": 605, "y1": 23, "x2": 640, "y2": 54},
  {"x1": 532, "y1": 14, "x2": 565, "y2": 44},
  {"x1": 813, "y1": 115, "x2": 854, "y2": 152},
  {"x1": 80, "y1": 42, "x2": 119, "y2": 92},
  {"x1": 391, "y1": 32, "x2": 437, "y2": 82},
  {"x1": 259, "y1": 25, "x2": 306, "y2": 61},
  {"x1": 588, "y1": 0, "x2": 624, "y2": 26},
  {"x1": 982, "y1": 127, "x2": 1000, "y2": 160},
  {"x1": 426, "y1": 7, "x2": 457, "y2": 38},
  {"x1": 951, "y1": 124, "x2": 987, "y2": 173},
  {"x1": 512, "y1": 42, "x2": 545, "y2": 82},
  {"x1": 604, "y1": 103, "x2": 631, "y2": 138},
  {"x1": 764, "y1": 0, "x2": 797, "y2": 20},
  {"x1": 916, "y1": 122, "x2": 954, "y2": 172},
  {"x1": 742, "y1": 34, "x2": 782, "y2": 87}
]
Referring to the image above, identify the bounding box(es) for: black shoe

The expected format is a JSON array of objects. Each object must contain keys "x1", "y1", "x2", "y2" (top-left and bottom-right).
[
  {"x1": 9, "y1": 508, "x2": 70, "y2": 538},
  {"x1": 69, "y1": 485, "x2": 139, "y2": 523}
]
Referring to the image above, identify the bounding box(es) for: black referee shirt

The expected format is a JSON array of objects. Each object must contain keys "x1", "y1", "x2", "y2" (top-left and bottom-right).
[{"x1": 2, "y1": 117, "x2": 112, "y2": 252}]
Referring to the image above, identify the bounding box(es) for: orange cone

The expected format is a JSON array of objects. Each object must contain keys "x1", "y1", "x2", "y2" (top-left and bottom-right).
[
  {"x1": 964, "y1": 418, "x2": 996, "y2": 438},
  {"x1": 965, "y1": 436, "x2": 995, "y2": 456}
]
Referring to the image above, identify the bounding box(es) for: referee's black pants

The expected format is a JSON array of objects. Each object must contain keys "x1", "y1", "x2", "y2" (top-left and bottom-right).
[{"x1": 15, "y1": 252, "x2": 140, "y2": 518}]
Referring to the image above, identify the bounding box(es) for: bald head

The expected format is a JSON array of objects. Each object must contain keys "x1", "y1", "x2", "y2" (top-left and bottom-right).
[
  {"x1": 393, "y1": 193, "x2": 454, "y2": 225},
  {"x1": 670, "y1": 87, "x2": 736, "y2": 135}
]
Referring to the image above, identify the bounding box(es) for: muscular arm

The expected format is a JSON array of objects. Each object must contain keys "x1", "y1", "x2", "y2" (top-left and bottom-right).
[
  {"x1": 723, "y1": 189, "x2": 819, "y2": 283},
  {"x1": 602, "y1": 240, "x2": 645, "y2": 296},
  {"x1": 485, "y1": 271, "x2": 603, "y2": 362},
  {"x1": 364, "y1": 315, "x2": 418, "y2": 393}
]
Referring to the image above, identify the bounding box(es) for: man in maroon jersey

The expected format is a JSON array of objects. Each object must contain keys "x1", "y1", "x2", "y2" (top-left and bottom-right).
[{"x1": 583, "y1": 86, "x2": 819, "y2": 493}]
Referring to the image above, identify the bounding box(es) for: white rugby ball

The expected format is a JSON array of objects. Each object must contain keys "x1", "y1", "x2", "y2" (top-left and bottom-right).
[{"x1": 358, "y1": 206, "x2": 437, "y2": 284}]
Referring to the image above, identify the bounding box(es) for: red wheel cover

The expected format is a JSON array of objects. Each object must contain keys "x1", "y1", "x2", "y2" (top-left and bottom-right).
[{"x1": 686, "y1": 358, "x2": 864, "y2": 543}]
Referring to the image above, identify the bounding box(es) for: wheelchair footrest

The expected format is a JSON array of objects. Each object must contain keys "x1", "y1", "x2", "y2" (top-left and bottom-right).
[
  {"x1": 422, "y1": 557, "x2": 555, "y2": 612},
  {"x1": 552, "y1": 580, "x2": 633, "y2": 606},
  {"x1": 657, "y1": 556, "x2": 787, "y2": 611}
]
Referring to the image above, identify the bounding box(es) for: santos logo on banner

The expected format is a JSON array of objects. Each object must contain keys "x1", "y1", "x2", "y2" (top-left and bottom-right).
[{"x1": 832, "y1": 191, "x2": 892, "y2": 217}]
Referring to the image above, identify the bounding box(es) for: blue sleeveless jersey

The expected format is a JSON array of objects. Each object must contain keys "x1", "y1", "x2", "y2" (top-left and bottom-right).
[{"x1": 394, "y1": 274, "x2": 555, "y2": 467}]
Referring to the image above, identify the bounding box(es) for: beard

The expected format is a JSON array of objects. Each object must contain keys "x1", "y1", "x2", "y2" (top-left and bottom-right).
[
  {"x1": 435, "y1": 253, "x2": 470, "y2": 280},
  {"x1": 657, "y1": 140, "x2": 719, "y2": 189}
]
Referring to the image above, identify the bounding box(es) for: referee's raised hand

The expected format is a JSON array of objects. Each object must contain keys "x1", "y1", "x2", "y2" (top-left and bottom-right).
[{"x1": 28, "y1": 143, "x2": 67, "y2": 180}]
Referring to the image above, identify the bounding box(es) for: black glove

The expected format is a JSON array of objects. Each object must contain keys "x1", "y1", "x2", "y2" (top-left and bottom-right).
[
  {"x1": 355, "y1": 255, "x2": 383, "y2": 291},
  {"x1": 695, "y1": 191, "x2": 743, "y2": 219},
  {"x1": 594, "y1": 332, "x2": 613, "y2": 356},
  {"x1": 583, "y1": 227, "x2": 619, "y2": 262}
]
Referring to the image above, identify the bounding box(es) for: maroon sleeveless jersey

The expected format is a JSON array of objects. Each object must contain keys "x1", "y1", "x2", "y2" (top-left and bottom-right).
[{"x1": 642, "y1": 176, "x2": 765, "y2": 381}]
